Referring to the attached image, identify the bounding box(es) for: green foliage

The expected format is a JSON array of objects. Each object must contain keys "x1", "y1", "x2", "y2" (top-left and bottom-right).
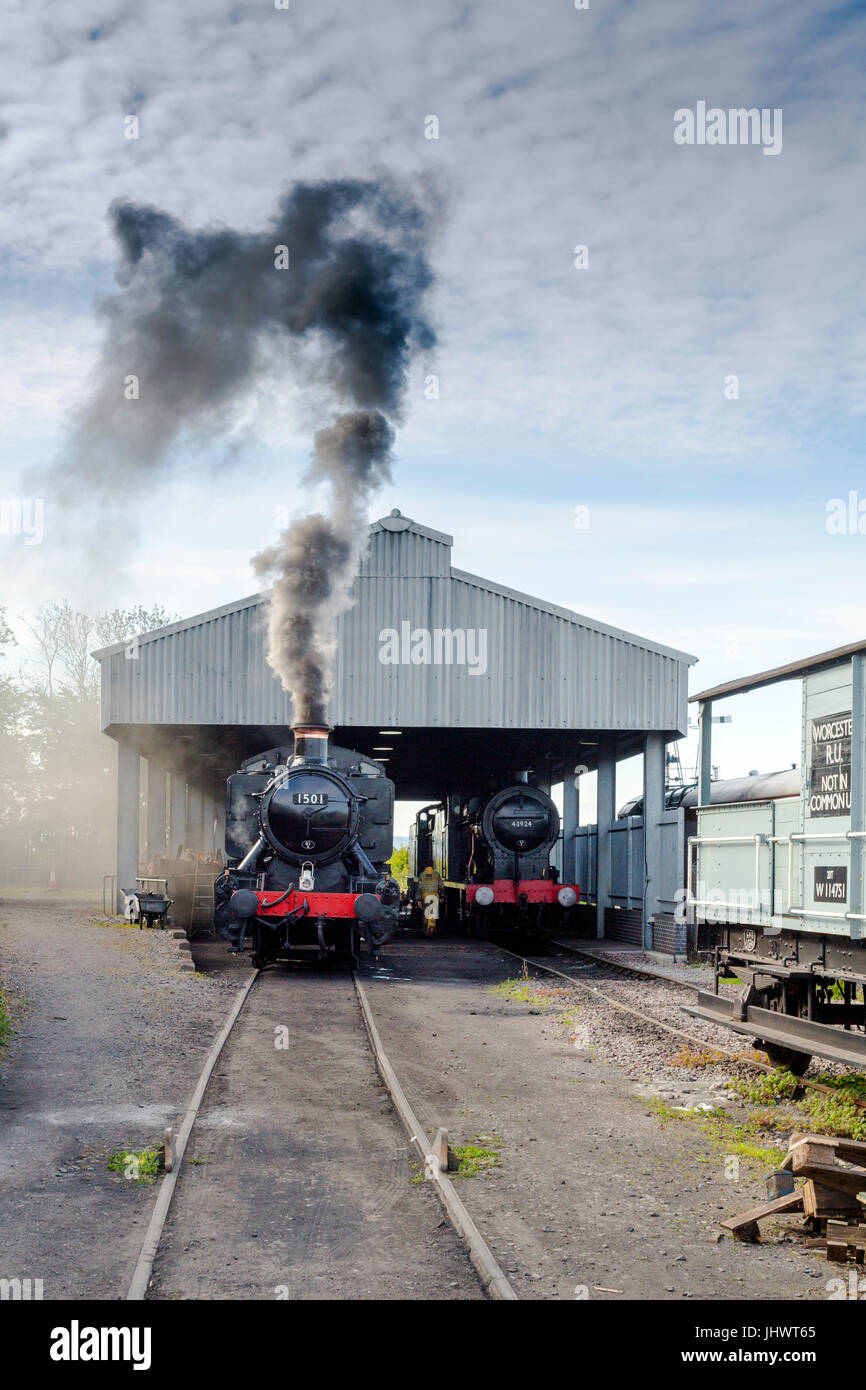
[
  {"x1": 0, "y1": 986, "x2": 13, "y2": 1056},
  {"x1": 645, "y1": 1096, "x2": 787, "y2": 1170},
  {"x1": 107, "y1": 1147, "x2": 163, "y2": 1182},
  {"x1": 488, "y1": 976, "x2": 569, "y2": 1008},
  {"x1": 802, "y1": 1073, "x2": 866, "y2": 1141},
  {"x1": 387, "y1": 845, "x2": 409, "y2": 890},
  {"x1": 450, "y1": 1137, "x2": 503, "y2": 1179},
  {"x1": 728, "y1": 1067, "x2": 866, "y2": 1140},
  {"x1": 729, "y1": 1068, "x2": 801, "y2": 1105}
]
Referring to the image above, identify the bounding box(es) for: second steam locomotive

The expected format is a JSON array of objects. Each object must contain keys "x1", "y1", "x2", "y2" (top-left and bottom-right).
[
  {"x1": 408, "y1": 782, "x2": 579, "y2": 935},
  {"x1": 216, "y1": 724, "x2": 399, "y2": 968}
]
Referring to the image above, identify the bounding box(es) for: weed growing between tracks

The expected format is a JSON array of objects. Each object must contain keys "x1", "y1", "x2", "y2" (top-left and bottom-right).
[
  {"x1": 644, "y1": 1064, "x2": 866, "y2": 1177},
  {"x1": 409, "y1": 1135, "x2": 504, "y2": 1183},
  {"x1": 107, "y1": 1147, "x2": 164, "y2": 1183},
  {"x1": 644, "y1": 1096, "x2": 787, "y2": 1172},
  {"x1": 488, "y1": 976, "x2": 572, "y2": 1010},
  {"x1": 730, "y1": 1068, "x2": 866, "y2": 1141},
  {"x1": 0, "y1": 984, "x2": 13, "y2": 1055},
  {"x1": 450, "y1": 1135, "x2": 504, "y2": 1178}
]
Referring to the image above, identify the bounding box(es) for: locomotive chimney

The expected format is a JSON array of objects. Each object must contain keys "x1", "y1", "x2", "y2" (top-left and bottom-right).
[{"x1": 291, "y1": 723, "x2": 331, "y2": 765}]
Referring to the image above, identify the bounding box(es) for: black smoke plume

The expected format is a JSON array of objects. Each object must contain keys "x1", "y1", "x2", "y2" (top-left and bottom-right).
[{"x1": 59, "y1": 178, "x2": 435, "y2": 723}]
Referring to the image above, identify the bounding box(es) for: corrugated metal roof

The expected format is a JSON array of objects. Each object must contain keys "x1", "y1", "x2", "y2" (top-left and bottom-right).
[
  {"x1": 690, "y1": 638, "x2": 866, "y2": 703},
  {"x1": 95, "y1": 513, "x2": 695, "y2": 734}
]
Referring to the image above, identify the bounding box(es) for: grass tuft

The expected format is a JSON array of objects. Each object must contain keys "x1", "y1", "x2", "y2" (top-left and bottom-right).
[{"x1": 107, "y1": 1148, "x2": 163, "y2": 1182}]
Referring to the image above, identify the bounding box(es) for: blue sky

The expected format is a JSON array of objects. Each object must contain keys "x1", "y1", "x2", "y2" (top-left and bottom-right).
[{"x1": 1, "y1": 0, "x2": 864, "y2": 807}]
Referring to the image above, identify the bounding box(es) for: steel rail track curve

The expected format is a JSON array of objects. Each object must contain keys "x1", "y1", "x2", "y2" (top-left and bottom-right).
[
  {"x1": 126, "y1": 967, "x2": 260, "y2": 1301},
  {"x1": 126, "y1": 960, "x2": 517, "y2": 1302},
  {"x1": 487, "y1": 940, "x2": 866, "y2": 1113},
  {"x1": 352, "y1": 974, "x2": 518, "y2": 1301}
]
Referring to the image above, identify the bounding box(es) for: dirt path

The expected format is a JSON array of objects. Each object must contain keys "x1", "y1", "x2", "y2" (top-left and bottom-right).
[
  {"x1": 149, "y1": 969, "x2": 482, "y2": 1300},
  {"x1": 0, "y1": 897, "x2": 240, "y2": 1299},
  {"x1": 360, "y1": 938, "x2": 833, "y2": 1301}
]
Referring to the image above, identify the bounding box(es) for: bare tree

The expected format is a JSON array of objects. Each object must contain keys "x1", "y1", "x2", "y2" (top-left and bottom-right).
[
  {"x1": 93, "y1": 604, "x2": 178, "y2": 649},
  {"x1": 57, "y1": 607, "x2": 98, "y2": 701},
  {"x1": 19, "y1": 600, "x2": 67, "y2": 698},
  {"x1": 20, "y1": 601, "x2": 178, "y2": 700}
]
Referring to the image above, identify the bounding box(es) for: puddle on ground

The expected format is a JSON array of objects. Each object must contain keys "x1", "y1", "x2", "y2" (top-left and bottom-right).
[{"x1": 361, "y1": 966, "x2": 413, "y2": 982}]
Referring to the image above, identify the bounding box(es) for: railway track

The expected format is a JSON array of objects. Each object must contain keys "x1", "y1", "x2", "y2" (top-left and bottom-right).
[
  {"x1": 126, "y1": 962, "x2": 515, "y2": 1301},
  {"x1": 487, "y1": 939, "x2": 866, "y2": 1114}
]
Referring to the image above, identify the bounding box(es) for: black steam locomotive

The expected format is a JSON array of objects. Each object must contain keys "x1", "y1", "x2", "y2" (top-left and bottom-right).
[
  {"x1": 215, "y1": 725, "x2": 399, "y2": 968},
  {"x1": 408, "y1": 783, "x2": 579, "y2": 935}
]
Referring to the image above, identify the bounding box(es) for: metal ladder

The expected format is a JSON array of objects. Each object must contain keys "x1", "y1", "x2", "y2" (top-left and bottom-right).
[{"x1": 188, "y1": 853, "x2": 216, "y2": 937}]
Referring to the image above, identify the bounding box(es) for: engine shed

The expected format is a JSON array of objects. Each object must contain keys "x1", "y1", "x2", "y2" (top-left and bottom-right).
[{"x1": 94, "y1": 511, "x2": 696, "y2": 942}]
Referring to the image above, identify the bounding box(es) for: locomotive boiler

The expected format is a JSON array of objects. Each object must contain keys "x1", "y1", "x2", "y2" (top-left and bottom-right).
[
  {"x1": 408, "y1": 783, "x2": 579, "y2": 936},
  {"x1": 216, "y1": 725, "x2": 399, "y2": 968}
]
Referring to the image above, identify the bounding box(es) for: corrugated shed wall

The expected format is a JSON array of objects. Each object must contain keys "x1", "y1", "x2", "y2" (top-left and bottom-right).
[{"x1": 98, "y1": 522, "x2": 692, "y2": 733}]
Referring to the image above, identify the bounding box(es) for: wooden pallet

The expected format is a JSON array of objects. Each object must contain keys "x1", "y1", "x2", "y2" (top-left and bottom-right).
[
  {"x1": 721, "y1": 1132, "x2": 866, "y2": 1258},
  {"x1": 827, "y1": 1221, "x2": 866, "y2": 1264}
]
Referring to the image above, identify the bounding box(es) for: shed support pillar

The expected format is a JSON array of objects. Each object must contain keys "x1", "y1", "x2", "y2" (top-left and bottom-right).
[
  {"x1": 146, "y1": 763, "x2": 167, "y2": 863},
  {"x1": 169, "y1": 774, "x2": 187, "y2": 858},
  {"x1": 698, "y1": 701, "x2": 713, "y2": 807},
  {"x1": 187, "y1": 785, "x2": 204, "y2": 853},
  {"x1": 643, "y1": 733, "x2": 666, "y2": 949},
  {"x1": 116, "y1": 737, "x2": 141, "y2": 912},
  {"x1": 595, "y1": 738, "x2": 616, "y2": 938},
  {"x1": 561, "y1": 762, "x2": 579, "y2": 887}
]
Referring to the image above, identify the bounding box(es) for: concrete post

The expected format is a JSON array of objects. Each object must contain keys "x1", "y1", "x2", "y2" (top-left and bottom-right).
[
  {"x1": 595, "y1": 737, "x2": 616, "y2": 938},
  {"x1": 186, "y1": 784, "x2": 204, "y2": 852},
  {"x1": 146, "y1": 763, "x2": 167, "y2": 863},
  {"x1": 698, "y1": 700, "x2": 713, "y2": 806},
  {"x1": 561, "y1": 761, "x2": 579, "y2": 887},
  {"x1": 116, "y1": 737, "x2": 141, "y2": 912},
  {"x1": 169, "y1": 774, "x2": 187, "y2": 858},
  {"x1": 643, "y1": 733, "x2": 666, "y2": 949}
]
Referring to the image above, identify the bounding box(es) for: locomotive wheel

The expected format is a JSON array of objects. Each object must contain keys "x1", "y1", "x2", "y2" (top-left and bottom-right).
[{"x1": 761, "y1": 1043, "x2": 811, "y2": 1076}]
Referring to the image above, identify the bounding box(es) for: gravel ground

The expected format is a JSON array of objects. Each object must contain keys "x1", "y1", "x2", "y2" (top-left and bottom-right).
[
  {"x1": 554, "y1": 937, "x2": 720, "y2": 990},
  {"x1": 534, "y1": 944, "x2": 860, "y2": 1093},
  {"x1": 359, "y1": 935, "x2": 841, "y2": 1301},
  {"x1": 0, "y1": 896, "x2": 243, "y2": 1299}
]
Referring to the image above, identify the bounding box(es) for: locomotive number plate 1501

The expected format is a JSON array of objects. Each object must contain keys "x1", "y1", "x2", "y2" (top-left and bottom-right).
[{"x1": 292, "y1": 792, "x2": 329, "y2": 806}]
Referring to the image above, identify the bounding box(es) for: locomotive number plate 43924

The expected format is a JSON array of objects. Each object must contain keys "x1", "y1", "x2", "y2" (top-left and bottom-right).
[{"x1": 292, "y1": 792, "x2": 329, "y2": 806}]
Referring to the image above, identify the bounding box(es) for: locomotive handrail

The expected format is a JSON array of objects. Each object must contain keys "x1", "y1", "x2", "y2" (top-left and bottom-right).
[
  {"x1": 768, "y1": 831, "x2": 866, "y2": 921},
  {"x1": 691, "y1": 825, "x2": 866, "y2": 923},
  {"x1": 787, "y1": 908, "x2": 866, "y2": 921},
  {"x1": 788, "y1": 830, "x2": 866, "y2": 841}
]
